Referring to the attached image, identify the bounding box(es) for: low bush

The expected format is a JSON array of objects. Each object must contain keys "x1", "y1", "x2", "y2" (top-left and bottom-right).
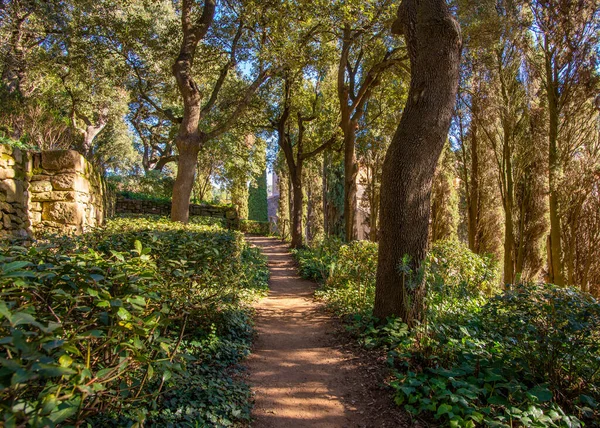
[
  {"x1": 316, "y1": 241, "x2": 378, "y2": 317},
  {"x1": 0, "y1": 217, "x2": 268, "y2": 427},
  {"x1": 239, "y1": 220, "x2": 270, "y2": 235},
  {"x1": 190, "y1": 216, "x2": 227, "y2": 228},
  {"x1": 107, "y1": 171, "x2": 174, "y2": 201},
  {"x1": 292, "y1": 237, "x2": 342, "y2": 282},
  {"x1": 293, "y1": 239, "x2": 600, "y2": 427}
]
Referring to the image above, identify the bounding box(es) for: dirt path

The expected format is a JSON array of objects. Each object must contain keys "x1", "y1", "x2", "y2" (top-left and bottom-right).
[{"x1": 245, "y1": 236, "x2": 411, "y2": 428}]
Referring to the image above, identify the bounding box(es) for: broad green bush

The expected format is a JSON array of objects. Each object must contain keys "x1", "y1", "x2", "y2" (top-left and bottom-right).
[
  {"x1": 317, "y1": 241, "x2": 378, "y2": 317},
  {"x1": 189, "y1": 215, "x2": 227, "y2": 228},
  {"x1": 239, "y1": 220, "x2": 270, "y2": 235},
  {"x1": 292, "y1": 237, "x2": 342, "y2": 282},
  {"x1": 108, "y1": 171, "x2": 174, "y2": 201},
  {"x1": 425, "y1": 239, "x2": 500, "y2": 298},
  {"x1": 0, "y1": 217, "x2": 268, "y2": 427}
]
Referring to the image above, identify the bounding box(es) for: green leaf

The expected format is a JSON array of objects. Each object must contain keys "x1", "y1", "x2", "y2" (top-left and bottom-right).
[
  {"x1": 117, "y1": 307, "x2": 131, "y2": 320},
  {"x1": 436, "y1": 403, "x2": 453, "y2": 417},
  {"x1": 527, "y1": 385, "x2": 553, "y2": 403}
]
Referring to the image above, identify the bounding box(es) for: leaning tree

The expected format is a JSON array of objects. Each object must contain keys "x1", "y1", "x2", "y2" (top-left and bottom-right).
[{"x1": 373, "y1": 0, "x2": 462, "y2": 324}]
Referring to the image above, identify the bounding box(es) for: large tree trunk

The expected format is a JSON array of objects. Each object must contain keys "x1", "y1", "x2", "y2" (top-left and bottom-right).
[
  {"x1": 373, "y1": 0, "x2": 461, "y2": 324},
  {"x1": 172, "y1": 143, "x2": 201, "y2": 223},
  {"x1": 170, "y1": 0, "x2": 215, "y2": 223}
]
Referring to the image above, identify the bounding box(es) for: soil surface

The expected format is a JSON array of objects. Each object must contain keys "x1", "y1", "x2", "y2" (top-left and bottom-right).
[{"x1": 245, "y1": 236, "x2": 413, "y2": 428}]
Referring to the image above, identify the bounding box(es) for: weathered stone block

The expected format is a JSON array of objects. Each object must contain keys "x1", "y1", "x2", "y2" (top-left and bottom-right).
[
  {"x1": 29, "y1": 180, "x2": 53, "y2": 193},
  {"x1": 31, "y1": 191, "x2": 76, "y2": 202},
  {"x1": 1, "y1": 179, "x2": 24, "y2": 204},
  {"x1": 12, "y1": 148, "x2": 22, "y2": 164},
  {"x1": 0, "y1": 168, "x2": 15, "y2": 180},
  {"x1": 1, "y1": 202, "x2": 15, "y2": 213},
  {"x1": 0, "y1": 153, "x2": 15, "y2": 166},
  {"x1": 42, "y1": 150, "x2": 84, "y2": 172},
  {"x1": 29, "y1": 201, "x2": 42, "y2": 211},
  {"x1": 42, "y1": 202, "x2": 82, "y2": 225},
  {"x1": 52, "y1": 174, "x2": 89, "y2": 192},
  {"x1": 29, "y1": 210, "x2": 42, "y2": 224}
]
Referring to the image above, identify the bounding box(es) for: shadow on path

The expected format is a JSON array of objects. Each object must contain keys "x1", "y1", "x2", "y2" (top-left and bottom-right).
[{"x1": 245, "y1": 236, "x2": 412, "y2": 428}]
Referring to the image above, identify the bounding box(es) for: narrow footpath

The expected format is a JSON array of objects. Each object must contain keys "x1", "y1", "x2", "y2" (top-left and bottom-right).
[{"x1": 245, "y1": 236, "x2": 411, "y2": 428}]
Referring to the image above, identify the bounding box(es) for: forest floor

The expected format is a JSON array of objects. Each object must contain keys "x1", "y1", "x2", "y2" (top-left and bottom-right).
[{"x1": 245, "y1": 236, "x2": 414, "y2": 428}]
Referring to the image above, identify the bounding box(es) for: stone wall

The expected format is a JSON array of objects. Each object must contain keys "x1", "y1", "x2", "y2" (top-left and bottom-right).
[
  {"x1": 115, "y1": 196, "x2": 239, "y2": 229},
  {"x1": 0, "y1": 146, "x2": 28, "y2": 238},
  {"x1": 28, "y1": 151, "x2": 112, "y2": 234},
  {"x1": 0, "y1": 146, "x2": 114, "y2": 238}
]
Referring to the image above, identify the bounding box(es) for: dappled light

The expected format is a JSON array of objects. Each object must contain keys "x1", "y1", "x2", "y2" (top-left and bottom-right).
[{"x1": 1, "y1": 0, "x2": 599, "y2": 426}]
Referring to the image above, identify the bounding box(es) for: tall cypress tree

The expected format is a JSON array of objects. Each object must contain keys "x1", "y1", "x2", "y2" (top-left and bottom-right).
[{"x1": 248, "y1": 169, "x2": 268, "y2": 222}]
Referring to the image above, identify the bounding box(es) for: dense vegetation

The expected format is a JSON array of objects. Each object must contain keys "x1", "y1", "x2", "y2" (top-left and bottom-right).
[
  {"x1": 0, "y1": 218, "x2": 268, "y2": 427},
  {"x1": 294, "y1": 241, "x2": 600, "y2": 427},
  {"x1": 1, "y1": 0, "x2": 600, "y2": 425}
]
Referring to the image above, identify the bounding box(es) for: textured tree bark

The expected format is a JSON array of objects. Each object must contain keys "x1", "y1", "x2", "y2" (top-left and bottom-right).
[
  {"x1": 546, "y1": 58, "x2": 564, "y2": 285},
  {"x1": 373, "y1": 0, "x2": 461, "y2": 324},
  {"x1": 171, "y1": 0, "x2": 216, "y2": 223},
  {"x1": 290, "y1": 168, "x2": 304, "y2": 249},
  {"x1": 172, "y1": 143, "x2": 201, "y2": 223},
  {"x1": 467, "y1": 101, "x2": 480, "y2": 253},
  {"x1": 342, "y1": 124, "x2": 358, "y2": 241}
]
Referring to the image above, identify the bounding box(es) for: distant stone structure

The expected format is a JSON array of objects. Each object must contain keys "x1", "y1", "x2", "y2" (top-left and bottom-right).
[
  {"x1": 0, "y1": 146, "x2": 114, "y2": 238},
  {"x1": 0, "y1": 145, "x2": 28, "y2": 237},
  {"x1": 115, "y1": 196, "x2": 239, "y2": 229}
]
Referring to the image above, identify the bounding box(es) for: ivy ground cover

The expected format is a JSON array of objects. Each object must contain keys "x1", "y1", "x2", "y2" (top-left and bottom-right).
[{"x1": 0, "y1": 217, "x2": 268, "y2": 427}]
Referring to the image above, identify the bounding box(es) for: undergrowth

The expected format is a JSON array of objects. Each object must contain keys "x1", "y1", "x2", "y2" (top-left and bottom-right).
[
  {"x1": 0, "y1": 217, "x2": 268, "y2": 427},
  {"x1": 293, "y1": 239, "x2": 600, "y2": 427}
]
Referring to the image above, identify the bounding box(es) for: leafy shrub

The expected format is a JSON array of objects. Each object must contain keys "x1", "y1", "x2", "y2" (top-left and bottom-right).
[
  {"x1": 425, "y1": 240, "x2": 500, "y2": 298},
  {"x1": 108, "y1": 171, "x2": 174, "y2": 201},
  {"x1": 292, "y1": 237, "x2": 342, "y2": 282},
  {"x1": 117, "y1": 190, "x2": 171, "y2": 204},
  {"x1": 317, "y1": 241, "x2": 378, "y2": 317},
  {"x1": 189, "y1": 216, "x2": 227, "y2": 228},
  {"x1": 0, "y1": 218, "x2": 268, "y2": 427},
  {"x1": 239, "y1": 220, "x2": 270, "y2": 235}
]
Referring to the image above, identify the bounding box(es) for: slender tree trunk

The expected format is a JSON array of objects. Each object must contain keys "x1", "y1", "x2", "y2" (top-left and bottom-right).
[
  {"x1": 290, "y1": 167, "x2": 304, "y2": 248},
  {"x1": 546, "y1": 52, "x2": 564, "y2": 285},
  {"x1": 323, "y1": 155, "x2": 329, "y2": 237},
  {"x1": 468, "y1": 100, "x2": 480, "y2": 252},
  {"x1": 503, "y1": 128, "x2": 515, "y2": 284},
  {"x1": 374, "y1": 0, "x2": 461, "y2": 324},
  {"x1": 343, "y1": 122, "x2": 358, "y2": 241}
]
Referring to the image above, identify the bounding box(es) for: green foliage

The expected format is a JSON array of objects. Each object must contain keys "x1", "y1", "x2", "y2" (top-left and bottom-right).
[
  {"x1": 425, "y1": 240, "x2": 499, "y2": 298},
  {"x1": 294, "y1": 240, "x2": 600, "y2": 426},
  {"x1": 108, "y1": 172, "x2": 174, "y2": 201},
  {"x1": 292, "y1": 237, "x2": 342, "y2": 282},
  {"x1": 117, "y1": 190, "x2": 171, "y2": 204},
  {"x1": 0, "y1": 217, "x2": 268, "y2": 427},
  {"x1": 189, "y1": 216, "x2": 227, "y2": 228},
  {"x1": 239, "y1": 220, "x2": 270, "y2": 235},
  {"x1": 0, "y1": 135, "x2": 33, "y2": 151},
  {"x1": 317, "y1": 241, "x2": 378, "y2": 317},
  {"x1": 248, "y1": 169, "x2": 268, "y2": 222}
]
